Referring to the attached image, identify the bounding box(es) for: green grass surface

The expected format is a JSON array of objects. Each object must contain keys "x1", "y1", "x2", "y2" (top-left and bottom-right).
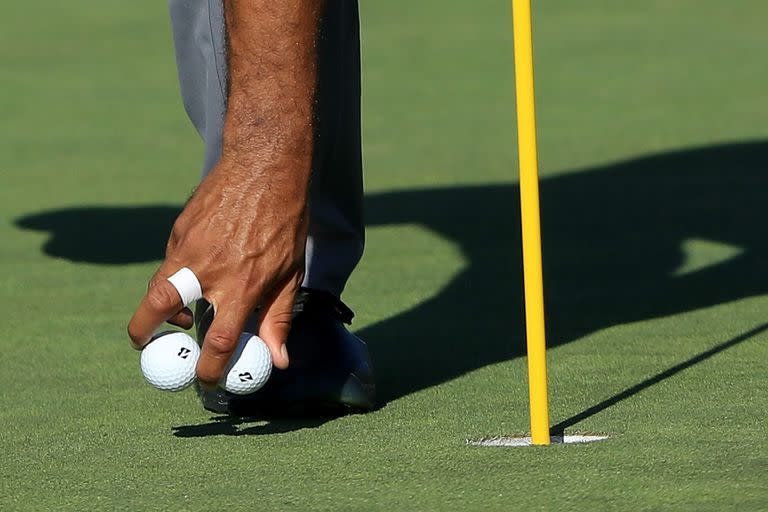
[{"x1": 2, "y1": 1, "x2": 768, "y2": 510}]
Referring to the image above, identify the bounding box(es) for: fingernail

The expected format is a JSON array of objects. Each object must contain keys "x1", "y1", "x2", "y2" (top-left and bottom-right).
[{"x1": 280, "y1": 344, "x2": 289, "y2": 365}]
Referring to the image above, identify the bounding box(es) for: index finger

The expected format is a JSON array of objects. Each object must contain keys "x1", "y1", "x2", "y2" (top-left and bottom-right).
[{"x1": 128, "y1": 278, "x2": 185, "y2": 349}]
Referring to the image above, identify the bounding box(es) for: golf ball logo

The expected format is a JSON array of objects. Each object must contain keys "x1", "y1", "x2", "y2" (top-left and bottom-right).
[
  {"x1": 140, "y1": 332, "x2": 200, "y2": 392},
  {"x1": 222, "y1": 334, "x2": 272, "y2": 395}
]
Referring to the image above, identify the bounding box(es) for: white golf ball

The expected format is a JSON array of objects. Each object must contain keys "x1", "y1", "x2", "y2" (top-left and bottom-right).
[
  {"x1": 222, "y1": 333, "x2": 272, "y2": 395},
  {"x1": 140, "y1": 331, "x2": 200, "y2": 392}
]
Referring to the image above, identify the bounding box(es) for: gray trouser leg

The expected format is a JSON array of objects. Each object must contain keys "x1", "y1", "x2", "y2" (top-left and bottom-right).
[{"x1": 169, "y1": 0, "x2": 365, "y2": 297}]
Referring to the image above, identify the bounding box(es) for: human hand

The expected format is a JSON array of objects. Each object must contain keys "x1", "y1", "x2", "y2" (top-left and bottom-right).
[
  {"x1": 127, "y1": 157, "x2": 308, "y2": 387},
  {"x1": 128, "y1": 0, "x2": 322, "y2": 388}
]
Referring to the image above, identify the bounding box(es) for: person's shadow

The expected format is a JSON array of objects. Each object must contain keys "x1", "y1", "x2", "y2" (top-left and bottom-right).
[
  {"x1": 361, "y1": 140, "x2": 768, "y2": 403},
  {"x1": 15, "y1": 141, "x2": 768, "y2": 434}
]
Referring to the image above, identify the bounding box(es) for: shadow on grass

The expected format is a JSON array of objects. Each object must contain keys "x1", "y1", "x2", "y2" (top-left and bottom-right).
[
  {"x1": 172, "y1": 416, "x2": 330, "y2": 437},
  {"x1": 360, "y1": 140, "x2": 768, "y2": 404},
  {"x1": 551, "y1": 321, "x2": 768, "y2": 435},
  {"x1": 15, "y1": 140, "x2": 768, "y2": 433},
  {"x1": 15, "y1": 205, "x2": 178, "y2": 264}
]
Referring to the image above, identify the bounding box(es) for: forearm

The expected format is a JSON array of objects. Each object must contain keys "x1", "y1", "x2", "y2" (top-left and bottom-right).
[{"x1": 219, "y1": 0, "x2": 323, "y2": 192}]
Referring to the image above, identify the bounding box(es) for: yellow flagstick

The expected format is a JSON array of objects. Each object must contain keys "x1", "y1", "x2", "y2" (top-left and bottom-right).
[{"x1": 511, "y1": 0, "x2": 550, "y2": 445}]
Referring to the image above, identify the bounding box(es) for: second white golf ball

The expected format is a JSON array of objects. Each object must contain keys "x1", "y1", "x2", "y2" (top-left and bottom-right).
[{"x1": 222, "y1": 333, "x2": 273, "y2": 395}]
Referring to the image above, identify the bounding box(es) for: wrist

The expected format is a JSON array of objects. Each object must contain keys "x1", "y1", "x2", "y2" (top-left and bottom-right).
[
  {"x1": 220, "y1": 106, "x2": 314, "y2": 179},
  {"x1": 207, "y1": 153, "x2": 311, "y2": 206}
]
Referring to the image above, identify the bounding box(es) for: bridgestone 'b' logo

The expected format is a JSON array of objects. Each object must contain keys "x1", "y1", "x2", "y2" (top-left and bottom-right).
[
  {"x1": 178, "y1": 347, "x2": 192, "y2": 359},
  {"x1": 238, "y1": 372, "x2": 254, "y2": 382}
]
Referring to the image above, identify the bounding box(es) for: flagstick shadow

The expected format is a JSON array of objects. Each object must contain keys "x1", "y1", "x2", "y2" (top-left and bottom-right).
[{"x1": 551, "y1": 322, "x2": 768, "y2": 435}]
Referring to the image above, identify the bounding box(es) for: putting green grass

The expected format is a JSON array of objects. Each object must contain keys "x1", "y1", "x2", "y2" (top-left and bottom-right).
[{"x1": 2, "y1": 1, "x2": 767, "y2": 510}]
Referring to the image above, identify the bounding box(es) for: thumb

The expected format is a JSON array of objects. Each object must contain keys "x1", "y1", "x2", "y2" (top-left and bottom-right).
[{"x1": 258, "y1": 277, "x2": 299, "y2": 370}]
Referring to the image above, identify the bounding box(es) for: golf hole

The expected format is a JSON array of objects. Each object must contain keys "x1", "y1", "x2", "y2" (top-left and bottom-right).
[{"x1": 467, "y1": 434, "x2": 609, "y2": 447}]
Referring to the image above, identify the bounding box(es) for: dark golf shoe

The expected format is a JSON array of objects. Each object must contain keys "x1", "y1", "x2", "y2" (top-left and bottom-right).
[{"x1": 193, "y1": 288, "x2": 376, "y2": 416}]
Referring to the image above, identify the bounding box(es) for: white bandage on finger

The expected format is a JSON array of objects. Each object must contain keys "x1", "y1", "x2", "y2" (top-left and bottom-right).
[{"x1": 167, "y1": 267, "x2": 203, "y2": 307}]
